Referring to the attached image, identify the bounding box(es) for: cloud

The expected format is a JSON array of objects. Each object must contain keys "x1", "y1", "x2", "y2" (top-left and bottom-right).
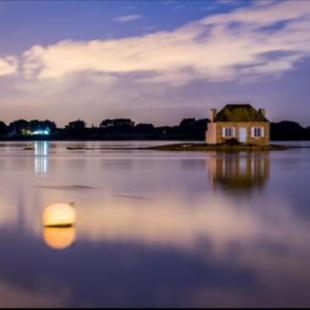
[
  {"x1": 202, "y1": 0, "x2": 309, "y2": 26},
  {"x1": 21, "y1": 1, "x2": 310, "y2": 85},
  {"x1": 113, "y1": 14, "x2": 141, "y2": 23},
  {"x1": 0, "y1": 56, "x2": 17, "y2": 77}
]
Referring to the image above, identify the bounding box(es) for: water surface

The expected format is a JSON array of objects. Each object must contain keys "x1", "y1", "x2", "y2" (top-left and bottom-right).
[{"x1": 0, "y1": 141, "x2": 309, "y2": 307}]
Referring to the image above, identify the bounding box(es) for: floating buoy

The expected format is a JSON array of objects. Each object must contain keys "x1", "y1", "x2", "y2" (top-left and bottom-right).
[
  {"x1": 43, "y1": 202, "x2": 77, "y2": 250},
  {"x1": 43, "y1": 202, "x2": 76, "y2": 228}
]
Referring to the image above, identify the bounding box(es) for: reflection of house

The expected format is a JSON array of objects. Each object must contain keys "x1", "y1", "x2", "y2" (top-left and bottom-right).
[
  {"x1": 206, "y1": 104, "x2": 270, "y2": 145},
  {"x1": 207, "y1": 153, "x2": 270, "y2": 192}
]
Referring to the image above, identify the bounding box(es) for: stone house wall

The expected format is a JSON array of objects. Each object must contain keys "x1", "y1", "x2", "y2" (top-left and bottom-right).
[{"x1": 206, "y1": 122, "x2": 270, "y2": 145}]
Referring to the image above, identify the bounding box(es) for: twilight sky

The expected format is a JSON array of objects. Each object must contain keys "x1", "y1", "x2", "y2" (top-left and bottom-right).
[{"x1": 0, "y1": 0, "x2": 309, "y2": 126}]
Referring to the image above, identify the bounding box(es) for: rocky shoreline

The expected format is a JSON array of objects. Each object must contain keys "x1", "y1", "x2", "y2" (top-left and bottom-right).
[
  {"x1": 145, "y1": 143, "x2": 288, "y2": 152},
  {"x1": 65, "y1": 143, "x2": 289, "y2": 152}
]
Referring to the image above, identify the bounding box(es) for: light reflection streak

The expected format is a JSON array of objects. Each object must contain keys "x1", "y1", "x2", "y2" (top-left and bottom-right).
[{"x1": 34, "y1": 141, "x2": 49, "y2": 175}]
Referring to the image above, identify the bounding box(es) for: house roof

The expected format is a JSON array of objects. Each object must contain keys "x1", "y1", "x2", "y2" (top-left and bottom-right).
[{"x1": 214, "y1": 104, "x2": 269, "y2": 122}]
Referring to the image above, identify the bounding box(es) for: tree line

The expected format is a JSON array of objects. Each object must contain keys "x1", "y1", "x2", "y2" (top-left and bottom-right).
[{"x1": 0, "y1": 118, "x2": 309, "y2": 140}]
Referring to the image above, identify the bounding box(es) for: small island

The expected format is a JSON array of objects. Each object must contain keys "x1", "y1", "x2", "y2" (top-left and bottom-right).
[
  {"x1": 145, "y1": 142, "x2": 288, "y2": 152},
  {"x1": 65, "y1": 139, "x2": 288, "y2": 152},
  {"x1": 65, "y1": 105, "x2": 289, "y2": 152},
  {"x1": 145, "y1": 104, "x2": 283, "y2": 152}
]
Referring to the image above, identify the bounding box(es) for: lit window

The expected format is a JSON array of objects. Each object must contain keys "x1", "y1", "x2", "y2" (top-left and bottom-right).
[
  {"x1": 223, "y1": 128, "x2": 234, "y2": 138},
  {"x1": 252, "y1": 127, "x2": 264, "y2": 137}
]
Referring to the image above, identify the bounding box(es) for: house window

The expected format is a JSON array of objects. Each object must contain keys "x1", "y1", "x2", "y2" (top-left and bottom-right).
[
  {"x1": 223, "y1": 127, "x2": 234, "y2": 138},
  {"x1": 252, "y1": 127, "x2": 264, "y2": 138}
]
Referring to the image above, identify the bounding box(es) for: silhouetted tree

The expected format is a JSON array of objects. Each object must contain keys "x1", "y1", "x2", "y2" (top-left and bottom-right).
[
  {"x1": 305, "y1": 126, "x2": 310, "y2": 140},
  {"x1": 29, "y1": 120, "x2": 40, "y2": 131},
  {"x1": 67, "y1": 120, "x2": 86, "y2": 129},
  {"x1": 8, "y1": 119, "x2": 30, "y2": 135},
  {"x1": 179, "y1": 118, "x2": 196, "y2": 128},
  {"x1": 65, "y1": 120, "x2": 86, "y2": 137},
  {"x1": 42, "y1": 120, "x2": 57, "y2": 132},
  {"x1": 0, "y1": 117, "x2": 309, "y2": 141},
  {"x1": 173, "y1": 118, "x2": 209, "y2": 139},
  {"x1": 28, "y1": 120, "x2": 57, "y2": 133},
  {"x1": 271, "y1": 121, "x2": 305, "y2": 140},
  {"x1": 0, "y1": 121, "x2": 7, "y2": 136},
  {"x1": 135, "y1": 123, "x2": 155, "y2": 132},
  {"x1": 134, "y1": 123, "x2": 157, "y2": 138},
  {"x1": 100, "y1": 119, "x2": 135, "y2": 128}
]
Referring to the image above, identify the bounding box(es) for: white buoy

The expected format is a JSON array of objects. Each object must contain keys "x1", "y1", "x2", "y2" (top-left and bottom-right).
[
  {"x1": 43, "y1": 202, "x2": 77, "y2": 250},
  {"x1": 43, "y1": 202, "x2": 76, "y2": 227}
]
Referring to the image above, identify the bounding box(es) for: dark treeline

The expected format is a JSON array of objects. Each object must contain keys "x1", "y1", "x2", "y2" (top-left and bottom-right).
[{"x1": 0, "y1": 118, "x2": 310, "y2": 141}]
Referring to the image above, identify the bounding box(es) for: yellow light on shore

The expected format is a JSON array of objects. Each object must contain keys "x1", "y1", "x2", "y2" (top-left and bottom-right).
[
  {"x1": 44, "y1": 227, "x2": 76, "y2": 250},
  {"x1": 43, "y1": 203, "x2": 76, "y2": 227}
]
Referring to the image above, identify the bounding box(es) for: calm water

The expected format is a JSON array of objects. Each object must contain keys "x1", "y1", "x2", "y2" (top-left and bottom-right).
[{"x1": 0, "y1": 140, "x2": 310, "y2": 307}]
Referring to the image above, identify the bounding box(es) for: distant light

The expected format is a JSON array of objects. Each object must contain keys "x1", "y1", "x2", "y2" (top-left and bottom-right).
[{"x1": 32, "y1": 128, "x2": 51, "y2": 136}]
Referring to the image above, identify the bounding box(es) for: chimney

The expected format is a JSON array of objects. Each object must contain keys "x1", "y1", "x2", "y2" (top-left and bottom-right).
[
  {"x1": 258, "y1": 108, "x2": 266, "y2": 117},
  {"x1": 210, "y1": 109, "x2": 217, "y2": 122}
]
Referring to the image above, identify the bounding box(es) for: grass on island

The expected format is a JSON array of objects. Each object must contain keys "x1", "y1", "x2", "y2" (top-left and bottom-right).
[
  {"x1": 65, "y1": 139, "x2": 288, "y2": 152},
  {"x1": 146, "y1": 139, "x2": 288, "y2": 152}
]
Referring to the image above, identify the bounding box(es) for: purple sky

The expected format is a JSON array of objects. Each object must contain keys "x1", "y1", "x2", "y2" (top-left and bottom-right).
[{"x1": 0, "y1": 0, "x2": 309, "y2": 126}]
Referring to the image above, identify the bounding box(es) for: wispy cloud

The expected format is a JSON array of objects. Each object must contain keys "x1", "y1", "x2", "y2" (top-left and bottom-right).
[
  {"x1": 253, "y1": 0, "x2": 278, "y2": 7},
  {"x1": 113, "y1": 14, "x2": 142, "y2": 23},
  {"x1": 21, "y1": 1, "x2": 310, "y2": 86},
  {"x1": 144, "y1": 26, "x2": 158, "y2": 33}
]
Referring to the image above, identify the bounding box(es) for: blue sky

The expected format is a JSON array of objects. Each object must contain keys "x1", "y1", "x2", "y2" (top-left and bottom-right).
[
  {"x1": 0, "y1": 0, "x2": 309, "y2": 126},
  {"x1": 0, "y1": 0, "x2": 247, "y2": 54}
]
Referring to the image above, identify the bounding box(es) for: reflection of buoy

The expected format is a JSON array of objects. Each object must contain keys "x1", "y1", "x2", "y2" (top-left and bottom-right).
[
  {"x1": 44, "y1": 227, "x2": 76, "y2": 250},
  {"x1": 43, "y1": 203, "x2": 77, "y2": 250},
  {"x1": 43, "y1": 202, "x2": 76, "y2": 227}
]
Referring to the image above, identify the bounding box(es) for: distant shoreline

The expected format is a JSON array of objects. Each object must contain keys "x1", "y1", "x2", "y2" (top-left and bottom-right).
[
  {"x1": 144, "y1": 143, "x2": 289, "y2": 152},
  {"x1": 0, "y1": 137, "x2": 309, "y2": 142},
  {"x1": 1, "y1": 140, "x2": 310, "y2": 152},
  {"x1": 1, "y1": 118, "x2": 310, "y2": 142}
]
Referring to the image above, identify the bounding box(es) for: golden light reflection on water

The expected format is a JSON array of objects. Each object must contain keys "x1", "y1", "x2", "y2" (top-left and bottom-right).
[{"x1": 43, "y1": 227, "x2": 76, "y2": 250}]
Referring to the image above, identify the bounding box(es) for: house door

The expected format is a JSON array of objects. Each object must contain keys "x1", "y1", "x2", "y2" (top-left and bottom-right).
[{"x1": 239, "y1": 128, "x2": 247, "y2": 143}]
